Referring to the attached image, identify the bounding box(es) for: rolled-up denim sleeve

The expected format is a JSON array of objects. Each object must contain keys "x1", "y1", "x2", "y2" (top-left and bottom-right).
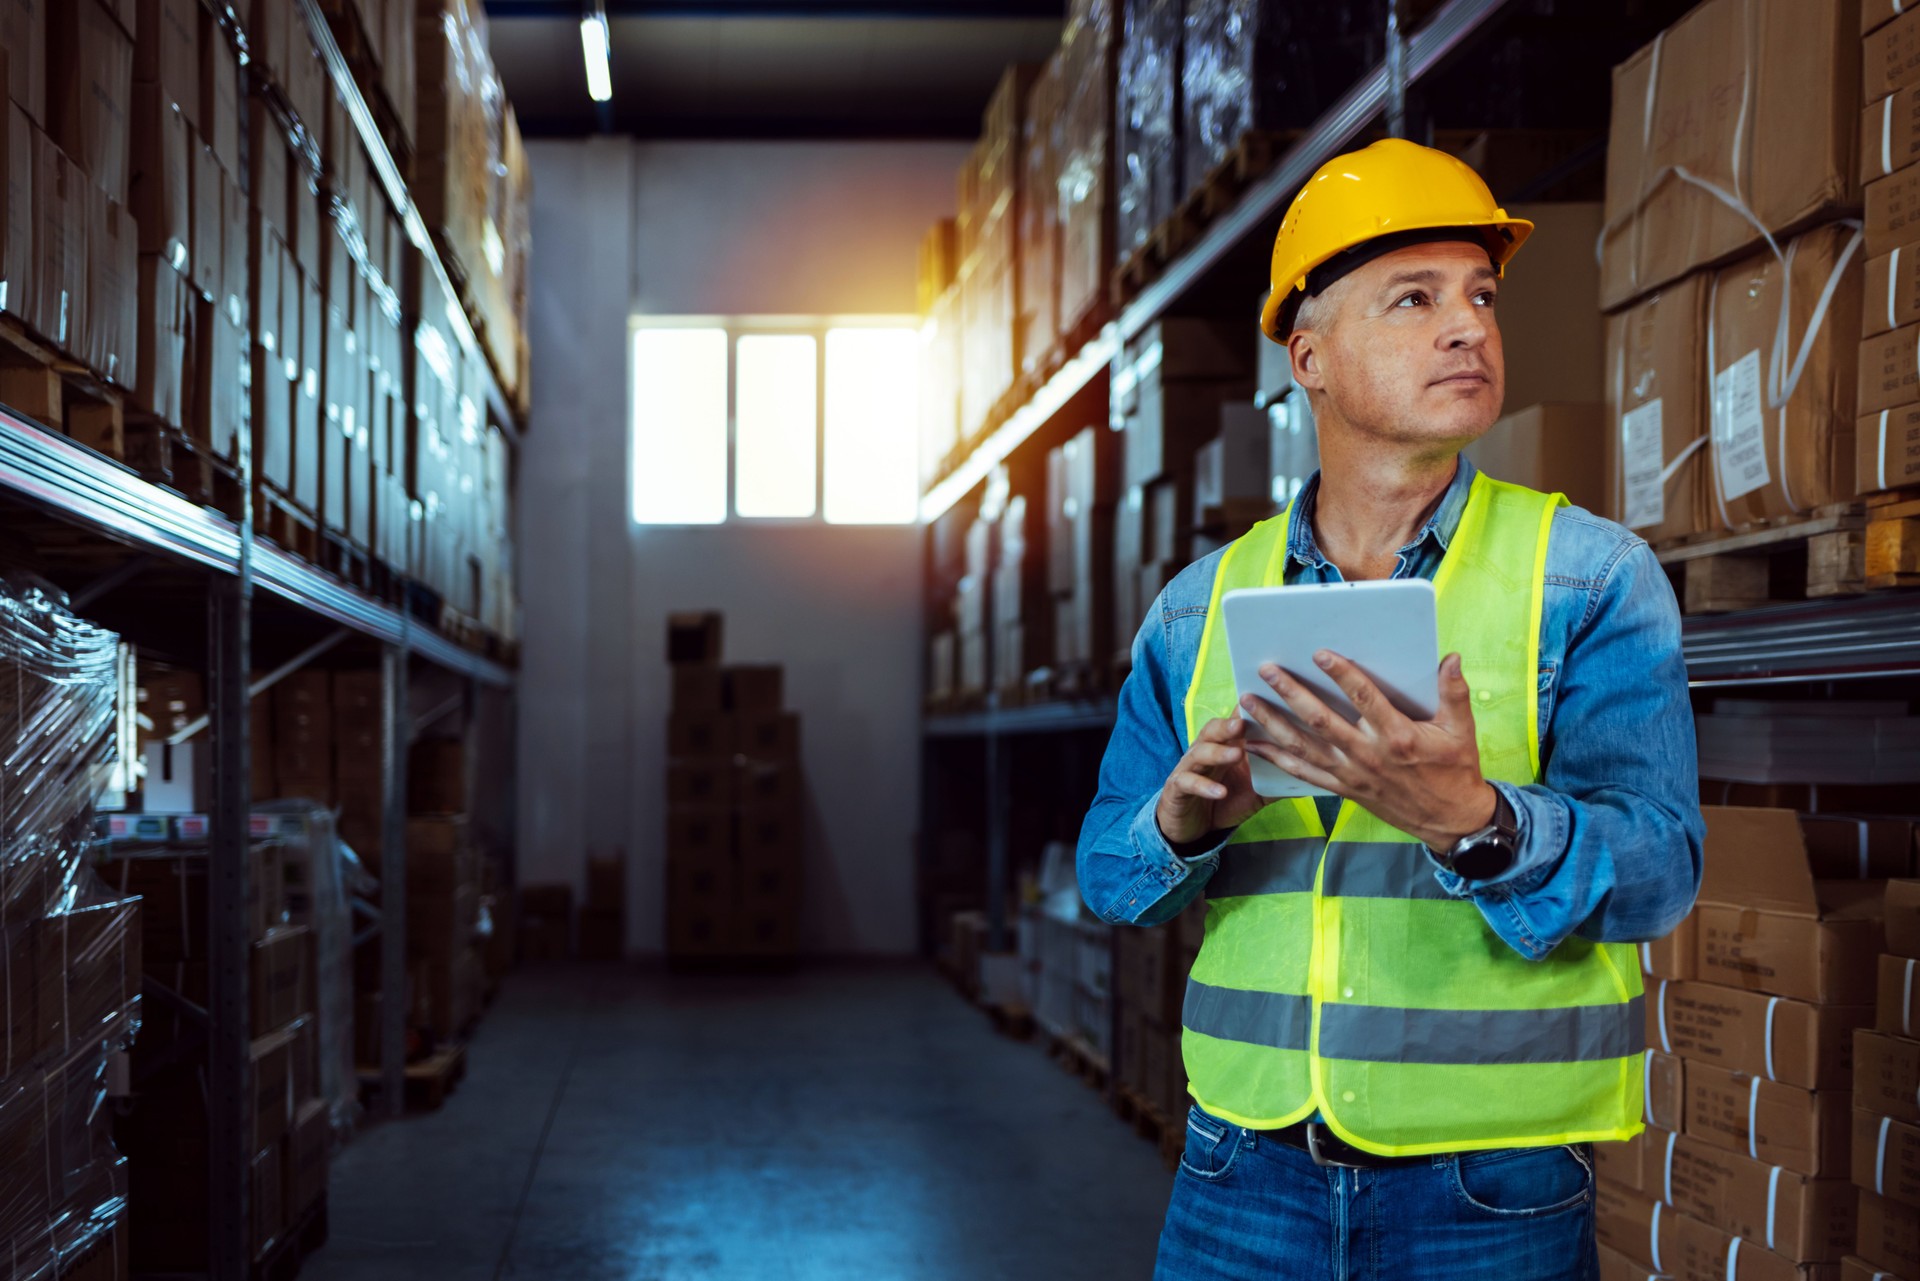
[
  {"x1": 1077, "y1": 593, "x2": 1223, "y2": 927},
  {"x1": 1432, "y1": 538, "x2": 1705, "y2": 960}
]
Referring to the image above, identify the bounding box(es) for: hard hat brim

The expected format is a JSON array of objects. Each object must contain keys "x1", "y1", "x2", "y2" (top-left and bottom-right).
[{"x1": 1259, "y1": 215, "x2": 1534, "y2": 344}]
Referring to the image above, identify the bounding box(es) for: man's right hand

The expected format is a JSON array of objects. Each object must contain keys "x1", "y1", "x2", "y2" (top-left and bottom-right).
[{"x1": 1156, "y1": 716, "x2": 1269, "y2": 848}]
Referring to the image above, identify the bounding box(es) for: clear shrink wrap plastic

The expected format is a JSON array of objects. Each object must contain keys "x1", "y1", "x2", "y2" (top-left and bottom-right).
[
  {"x1": 1115, "y1": 0, "x2": 1181, "y2": 256},
  {"x1": 257, "y1": 801, "x2": 358, "y2": 1132},
  {"x1": 0, "y1": 579, "x2": 137, "y2": 1279}
]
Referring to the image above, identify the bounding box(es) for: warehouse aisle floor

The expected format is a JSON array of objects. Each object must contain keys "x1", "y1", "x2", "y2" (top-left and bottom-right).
[{"x1": 304, "y1": 962, "x2": 1173, "y2": 1280}]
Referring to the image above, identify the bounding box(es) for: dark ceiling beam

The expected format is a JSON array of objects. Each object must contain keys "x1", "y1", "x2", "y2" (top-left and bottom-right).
[{"x1": 485, "y1": 0, "x2": 1062, "y2": 16}]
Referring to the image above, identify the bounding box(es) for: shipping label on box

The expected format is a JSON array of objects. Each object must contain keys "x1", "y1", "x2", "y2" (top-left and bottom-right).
[
  {"x1": 1686, "y1": 1059, "x2": 1849, "y2": 1176},
  {"x1": 1857, "y1": 1110, "x2": 1920, "y2": 1210},
  {"x1": 1858, "y1": 1188, "x2": 1920, "y2": 1278},
  {"x1": 1646, "y1": 978, "x2": 1867, "y2": 1090}
]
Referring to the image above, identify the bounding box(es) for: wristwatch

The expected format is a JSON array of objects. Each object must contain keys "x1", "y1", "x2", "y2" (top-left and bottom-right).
[{"x1": 1426, "y1": 787, "x2": 1520, "y2": 881}]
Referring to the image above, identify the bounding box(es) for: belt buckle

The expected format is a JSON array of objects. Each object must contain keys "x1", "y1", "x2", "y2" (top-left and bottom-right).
[{"x1": 1304, "y1": 1123, "x2": 1366, "y2": 1169}]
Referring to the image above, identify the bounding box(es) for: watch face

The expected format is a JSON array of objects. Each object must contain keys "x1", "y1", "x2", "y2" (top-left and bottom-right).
[{"x1": 1451, "y1": 835, "x2": 1516, "y2": 882}]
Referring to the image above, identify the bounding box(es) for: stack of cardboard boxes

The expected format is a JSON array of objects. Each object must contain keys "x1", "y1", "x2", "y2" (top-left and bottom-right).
[
  {"x1": 1848, "y1": 881, "x2": 1920, "y2": 1280},
  {"x1": 1601, "y1": 0, "x2": 1863, "y2": 548},
  {"x1": 956, "y1": 64, "x2": 1039, "y2": 441},
  {"x1": 0, "y1": 583, "x2": 138, "y2": 1277},
  {"x1": 1114, "y1": 900, "x2": 1202, "y2": 1126},
  {"x1": 1046, "y1": 424, "x2": 1117, "y2": 676},
  {"x1": 664, "y1": 612, "x2": 806, "y2": 962},
  {"x1": 1111, "y1": 319, "x2": 1252, "y2": 661},
  {"x1": 1595, "y1": 807, "x2": 1902, "y2": 1281},
  {"x1": 402, "y1": 739, "x2": 483, "y2": 1045},
  {"x1": 954, "y1": 511, "x2": 992, "y2": 700},
  {"x1": 1113, "y1": 0, "x2": 1179, "y2": 260},
  {"x1": 918, "y1": 220, "x2": 963, "y2": 490},
  {"x1": 990, "y1": 479, "x2": 1049, "y2": 699}
]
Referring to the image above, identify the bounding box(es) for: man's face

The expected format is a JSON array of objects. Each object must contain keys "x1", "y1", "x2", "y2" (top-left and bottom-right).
[{"x1": 1288, "y1": 240, "x2": 1505, "y2": 452}]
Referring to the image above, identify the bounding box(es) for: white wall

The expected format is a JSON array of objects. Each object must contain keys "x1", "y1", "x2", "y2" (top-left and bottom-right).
[{"x1": 517, "y1": 138, "x2": 968, "y2": 955}]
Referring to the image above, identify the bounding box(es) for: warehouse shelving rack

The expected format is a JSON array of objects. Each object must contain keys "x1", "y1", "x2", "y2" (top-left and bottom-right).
[
  {"x1": 915, "y1": 0, "x2": 1920, "y2": 1109},
  {"x1": 0, "y1": 3, "x2": 523, "y2": 1278}
]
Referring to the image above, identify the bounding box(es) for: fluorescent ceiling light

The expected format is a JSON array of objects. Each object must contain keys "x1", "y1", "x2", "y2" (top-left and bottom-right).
[{"x1": 580, "y1": 12, "x2": 613, "y2": 103}]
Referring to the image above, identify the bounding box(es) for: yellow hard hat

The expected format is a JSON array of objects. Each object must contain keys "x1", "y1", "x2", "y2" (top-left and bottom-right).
[{"x1": 1259, "y1": 138, "x2": 1533, "y2": 343}]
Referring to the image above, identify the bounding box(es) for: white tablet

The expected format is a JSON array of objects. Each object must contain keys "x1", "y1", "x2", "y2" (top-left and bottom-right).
[{"x1": 1220, "y1": 580, "x2": 1441, "y2": 798}]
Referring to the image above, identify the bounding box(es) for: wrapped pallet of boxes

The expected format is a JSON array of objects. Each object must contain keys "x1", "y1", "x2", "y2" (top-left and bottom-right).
[
  {"x1": 1114, "y1": 0, "x2": 1180, "y2": 260},
  {"x1": 1599, "y1": 0, "x2": 1859, "y2": 314},
  {"x1": 0, "y1": 582, "x2": 137, "y2": 1279},
  {"x1": 1019, "y1": 55, "x2": 1062, "y2": 382},
  {"x1": 956, "y1": 64, "x2": 1038, "y2": 439},
  {"x1": 1056, "y1": 0, "x2": 1114, "y2": 343}
]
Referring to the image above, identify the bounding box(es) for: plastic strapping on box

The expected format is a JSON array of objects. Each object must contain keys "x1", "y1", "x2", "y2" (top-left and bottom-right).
[
  {"x1": 1641, "y1": 941, "x2": 1652, "y2": 973},
  {"x1": 1658, "y1": 980, "x2": 1673, "y2": 1053},
  {"x1": 1858, "y1": 818, "x2": 1872, "y2": 878},
  {"x1": 1650, "y1": 1200, "x2": 1664, "y2": 1273},
  {"x1": 1747, "y1": 1075, "x2": 1761, "y2": 1160},
  {"x1": 1663, "y1": 1128, "x2": 1678, "y2": 1204},
  {"x1": 1883, "y1": 410, "x2": 1895, "y2": 493},
  {"x1": 1905, "y1": 958, "x2": 1915, "y2": 1037},
  {"x1": 1644, "y1": 1051, "x2": 1656, "y2": 1125},
  {"x1": 1763, "y1": 996, "x2": 1779, "y2": 1080},
  {"x1": 1892, "y1": 250, "x2": 1903, "y2": 335},
  {"x1": 1886, "y1": 96, "x2": 1897, "y2": 179},
  {"x1": 1878, "y1": 1114, "x2": 1893, "y2": 1194},
  {"x1": 1724, "y1": 1235, "x2": 1741, "y2": 1281},
  {"x1": 1764, "y1": 1163, "x2": 1781, "y2": 1249},
  {"x1": 1706, "y1": 276, "x2": 1738, "y2": 531}
]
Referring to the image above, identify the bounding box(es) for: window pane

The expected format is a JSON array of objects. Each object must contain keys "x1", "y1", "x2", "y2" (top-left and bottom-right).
[
  {"x1": 824, "y1": 328, "x2": 919, "y2": 524},
  {"x1": 632, "y1": 327, "x2": 728, "y2": 524},
  {"x1": 735, "y1": 334, "x2": 818, "y2": 518}
]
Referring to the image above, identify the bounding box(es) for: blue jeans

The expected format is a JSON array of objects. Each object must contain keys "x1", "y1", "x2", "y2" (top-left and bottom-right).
[{"x1": 1155, "y1": 1106, "x2": 1598, "y2": 1280}]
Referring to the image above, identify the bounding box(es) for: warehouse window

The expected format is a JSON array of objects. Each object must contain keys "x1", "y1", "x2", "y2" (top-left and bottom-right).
[{"x1": 631, "y1": 320, "x2": 918, "y2": 525}]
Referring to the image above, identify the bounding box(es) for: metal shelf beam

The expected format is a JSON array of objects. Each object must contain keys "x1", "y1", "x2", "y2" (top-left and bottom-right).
[
  {"x1": 1681, "y1": 592, "x2": 1920, "y2": 686},
  {"x1": 924, "y1": 696, "x2": 1118, "y2": 737}
]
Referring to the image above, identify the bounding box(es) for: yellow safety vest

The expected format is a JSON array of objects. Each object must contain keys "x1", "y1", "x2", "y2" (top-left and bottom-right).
[{"x1": 1180, "y1": 472, "x2": 1644, "y2": 1155}]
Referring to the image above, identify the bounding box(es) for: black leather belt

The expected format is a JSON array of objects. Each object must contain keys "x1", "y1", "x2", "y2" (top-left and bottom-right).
[{"x1": 1266, "y1": 1121, "x2": 1431, "y2": 1169}]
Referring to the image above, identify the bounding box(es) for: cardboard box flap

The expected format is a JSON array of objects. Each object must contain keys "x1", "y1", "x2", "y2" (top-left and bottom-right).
[
  {"x1": 1699, "y1": 806, "x2": 1818, "y2": 916},
  {"x1": 1817, "y1": 879, "x2": 1891, "y2": 920}
]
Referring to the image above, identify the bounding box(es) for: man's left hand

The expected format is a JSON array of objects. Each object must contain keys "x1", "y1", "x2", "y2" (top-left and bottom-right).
[{"x1": 1237, "y1": 650, "x2": 1496, "y2": 853}]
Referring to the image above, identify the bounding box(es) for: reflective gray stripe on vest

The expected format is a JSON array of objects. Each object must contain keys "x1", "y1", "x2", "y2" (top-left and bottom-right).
[
  {"x1": 1319, "y1": 993, "x2": 1648, "y2": 1065},
  {"x1": 1185, "y1": 981, "x2": 1645, "y2": 1066},
  {"x1": 1320, "y1": 841, "x2": 1452, "y2": 901},
  {"x1": 1207, "y1": 838, "x2": 1322, "y2": 898},
  {"x1": 1183, "y1": 979, "x2": 1310, "y2": 1051}
]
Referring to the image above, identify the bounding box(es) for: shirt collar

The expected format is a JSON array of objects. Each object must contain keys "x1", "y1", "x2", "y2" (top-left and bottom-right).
[{"x1": 1286, "y1": 456, "x2": 1478, "y2": 572}]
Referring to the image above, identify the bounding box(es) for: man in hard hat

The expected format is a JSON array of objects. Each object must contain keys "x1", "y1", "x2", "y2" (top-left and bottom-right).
[{"x1": 1077, "y1": 139, "x2": 1703, "y2": 1277}]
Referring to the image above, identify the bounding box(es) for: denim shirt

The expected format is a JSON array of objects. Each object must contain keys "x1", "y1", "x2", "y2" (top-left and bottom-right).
[{"x1": 1076, "y1": 457, "x2": 1706, "y2": 962}]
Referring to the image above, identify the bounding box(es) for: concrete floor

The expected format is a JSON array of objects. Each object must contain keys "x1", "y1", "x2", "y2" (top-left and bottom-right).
[{"x1": 304, "y1": 962, "x2": 1173, "y2": 1280}]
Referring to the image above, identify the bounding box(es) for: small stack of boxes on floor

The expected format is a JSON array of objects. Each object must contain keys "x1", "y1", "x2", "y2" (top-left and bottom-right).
[
  {"x1": 1849, "y1": 882, "x2": 1920, "y2": 1280},
  {"x1": 1110, "y1": 319, "x2": 1252, "y2": 667},
  {"x1": 1114, "y1": 900, "x2": 1203, "y2": 1125},
  {"x1": 1593, "y1": 806, "x2": 1909, "y2": 1281},
  {"x1": 1022, "y1": 842, "x2": 1114, "y2": 1068},
  {"x1": 518, "y1": 884, "x2": 573, "y2": 962},
  {"x1": 403, "y1": 740, "x2": 484, "y2": 1049},
  {"x1": 664, "y1": 612, "x2": 806, "y2": 963},
  {"x1": 108, "y1": 830, "x2": 331, "y2": 1272},
  {"x1": 1600, "y1": 0, "x2": 1864, "y2": 556},
  {"x1": 0, "y1": 584, "x2": 138, "y2": 1278}
]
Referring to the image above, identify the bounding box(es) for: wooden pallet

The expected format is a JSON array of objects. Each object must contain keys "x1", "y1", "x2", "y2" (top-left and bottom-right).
[
  {"x1": 1113, "y1": 1083, "x2": 1183, "y2": 1170},
  {"x1": 1179, "y1": 130, "x2": 1293, "y2": 226},
  {"x1": 258, "y1": 488, "x2": 322, "y2": 563},
  {"x1": 1863, "y1": 487, "x2": 1920, "y2": 590},
  {"x1": 1045, "y1": 1031, "x2": 1110, "y2": 1092},
  {"x1": 0, "y1": 318, "x2": 127, "y2": 460},
  {"x1": 320, "y1": 531, "x2": 374, "y2": 592},
  {"x1": 1655, "y1": 502, "x2": 1878, "y2": 614},
  {"x1": 1109, "y1": 210, "x2": 1193, "y2": 306},
  {"x1": 356, "y1": 1040, "x2": 469, "y2": 1112},
  {"x1": 437, "y1": 604, "x2": 487, "y2": 652}
]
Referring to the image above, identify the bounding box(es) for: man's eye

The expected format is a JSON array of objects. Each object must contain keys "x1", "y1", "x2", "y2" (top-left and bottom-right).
[
  {"x1": 1475, "y1": 291, "x2": 1497, "y2": 307},
  {"x1": 1394, "y1": 292, "x2": 1427, "y2": 308}
]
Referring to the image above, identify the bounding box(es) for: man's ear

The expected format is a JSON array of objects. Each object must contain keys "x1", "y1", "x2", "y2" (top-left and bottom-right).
[{"x1": 1289, "y1": 332, "x2": 1324, "y2": 392}]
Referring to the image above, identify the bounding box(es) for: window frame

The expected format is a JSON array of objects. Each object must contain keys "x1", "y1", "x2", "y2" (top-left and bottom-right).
[{"x1": 628, "y1": 314, "x2": 919, "y2": 527}]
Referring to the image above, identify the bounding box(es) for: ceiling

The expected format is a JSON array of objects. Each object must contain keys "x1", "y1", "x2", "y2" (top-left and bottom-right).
[{"x1": 483, "y1": 1, "x2": 1068, "y2": 139}]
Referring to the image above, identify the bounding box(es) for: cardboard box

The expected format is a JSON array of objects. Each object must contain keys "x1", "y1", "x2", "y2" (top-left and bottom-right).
[
  {"x1": 1867, "y1": 8, "x2": 1920, "y2": 102},
  {"x1": 48, "y1": 0, "x2": 133, "y2": 202},
  {"x1": 283, "y1": 1098, "x2": 328, "y2": 1224},
  {"x1": 1858, "y1": 1110, "x2": 1920, "y2": 1209},
  {"x1": 1858, "y1": 1188, "x2": 1920, "y2": 1278},
  {"x1": 722, "y1": 664, "x2": 782, "y2": 712},
  {"x1": 1708, "y1": 225, "x2": 1863, "y2": 522},
  {"x1": 1860, "y1": 403, "x2": 1920, "y2": 493},
  {"x1": 1596, "y1": 1130, "x2": 1648, "y2": 1192},
  {"x1": 1645, "y1": 1129, "x2": 1859, "y2": 1263},
  {"x1": 1859, "y1": 1029, "x2": 1920, "y2": 1126},
  {"x1": 190, "y1": 139, "x2": 219, "y2": 300},
  {"x1": 250, "y1": 925, "x2": 309, "y2": 1035},
  {"x1": 137, "y1": 0, "x2": 200, "y2": 121},
  {"x1": 130, "y1": 88, "x2": 189, "y2": 269},
  {"x1": 1881, "y1": 953, "x2": 1920, "y2": 1040},
  {"x1": 1800, "y1": 817, "x2": 1917, "y2": 880},
  {"x1": 403, "y1": 817, "x2": 472, "y2": 893},
  {"x1": 1642, "y1": 914, "x2": 1699, "y2": 982},
  {"x1": 1605, "y1": 275, "x2": 1708, "y2": 541},
  {"x1": 32, "y1": 130, "x2": 83, "y2": 350},
  {"x1": 0, "y1": 101, "x2": 25, "y2": 324},
  {"x1": 1596, "y1": 1180, "x2": 1680, "y2": 1272},
  {"x1": 1473, "y1": 403, "x2": 1609, "y2": 515},
  {"x1": 1600, "y1": 0, "x2": 1859, "y2": 312},
  {"x1": 1664, "y1": 1206, "x2": 1846, "y2": 1281},
  {"x1": 666, "y1": 807, "x2": 731, "y2": 863},
  {"x1": 1869, "y1": 166, "x2": 1920, "y2": 262},
  {"x1": 1646, "y1": 978, "x2": 1869, "y2": 1090},
  {"x1": 667, "y1": 759, "x2": 734, "y2": 808},
  {"x1": 735, "y1": 712, "x2": 799, "y2": 761},
  {"x1": 1866, "y1": 89, "x2": 1920, "y2": 189},
  {"x1": 1889, "y1": 882, "x2": 1920, "y2": 959},
  {"x1": 89, "y1": 187, "x2": 138, "y2": 387},
  {"x1": 0, "y1": 0, "x2": 45, "y2": 125},
  {"x1": 200, "y1": 8, "x2": 239, "y2": 178},
  {"x1": 667, "y1": 612, "x2": 723, "y2": 665},
  {"x1": 1686, "y1": 1059, "x2": 1850, "y2": 1175},
  {"x1": 668, "y1": 713, "x2": 735, "y2": 760},
  {"x1": 1500, "y1": 202, "x2": 1606, "y2": 410},
  {"x1": 251, "y1": 1028, "x2": 294, "y2": 1151},
  {"x1": 1864, "y1": 246, "x2": 1920, "y2": 341},
  {"x1": 671, "y1": 665, "x2": 724, "y2": 714},
  {"x1": 248, "y1": 0, "x2": 289, "y2": 93},
  {"x1": 407, "y1": 738, "x2": 464, "y2": 814},
  {"x1": 251, "y1": 1143, "x2": 284, "y2": 1261},
  {"x1": 1645, "y1": 1047, "x2": 1688, "y2": 1133},
  {"x1": 1693, "y1": 808, "x2": 1886, "y2": 1005}
]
